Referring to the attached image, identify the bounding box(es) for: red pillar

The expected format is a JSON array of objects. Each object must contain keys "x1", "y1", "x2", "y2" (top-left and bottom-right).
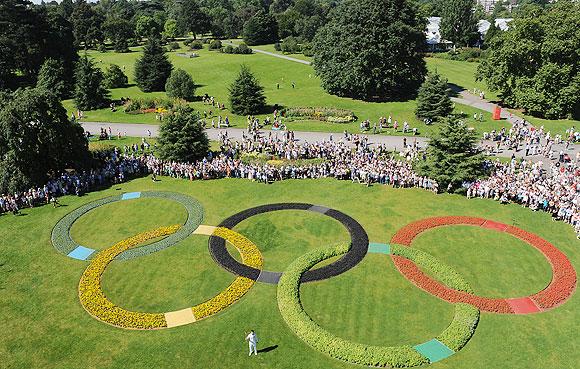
[{"x1": 492, "y1": 106, "x2": 502, "y2": 120}]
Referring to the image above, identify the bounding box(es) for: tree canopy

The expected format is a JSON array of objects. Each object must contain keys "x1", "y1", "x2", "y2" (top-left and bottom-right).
[
  {"x1": 74, "y1": 56, "x2": 109, "y2": 111},
  {"x1": 243, "y1": 10, "x2": 279, "y2": 46},
  {"x1": 312, "y1": 0, "x2": 427, "y2": 101},
  {"x1": 165, "y1": 69, "x2": 197, "y2": 101},
  {"x1": 157, "y1": 106, "x2": 209, "y2": 163},
  {"x1": 478, "y1": 1, "x2": 580, "y2": 119},
  {"x1": 439, "y1": 0, "x2": 479, "y2": 47},
  {"x1": 0, "y1": 88, "x2": 90, "y2": 194}
]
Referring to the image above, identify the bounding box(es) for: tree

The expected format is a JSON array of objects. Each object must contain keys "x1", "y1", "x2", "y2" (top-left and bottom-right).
[
  {"x1": 165, "y1": 69, "x2": 196, "y2": 101},
  {"x1": 243, "y1": 10, "x2": 279, "y2": 45},
  {"x1": 0, "y1": 88, "x2": 90, "y2": 194},
  {"x1": 229, "y1": 65, "x2": 266, "y2": 115},
  {"x1": 440, "y1": 0, "x2": 479, "y2": 48},
  {"x1": 74, "y1": 56, "x2": 109, "y2": 110},
  {"x1": 103, "y1": 17, "x2": 134, "y2": 52},
  {"x1": 163, "y1": 19, "x2": 181, "y2": 40},
  {"x1": 483, "y1": 20, "x2": 500, "y2": 47},
  {"x1": 157, "y1": 106, "x2": 209, "y2": 163},
  {"x1": 176, "y1": 0, "x2": 211, "y2": 38},
  {"x1": 103, "y1": 64, "x2": 128, "y2": 89},
  {"x1": 36, "y1": 59, "x2": 68, "y2": 100},
  {"x1": 134, "y1": 38, "x2": 173, "y2": 92},
  {"x1": 478, "y1": 1, "x2": 580, "y2": 119},
  {"x1": 415, "y1": 72, "x2": 453, "y2": 121},
  {"x1": 416, "y1": 117, "x2": 486, "y2": 192},
  {"x1": 71, "y1": 0, "x2": 105, "y2": 48},
  {"x1": 312, "y1": 0, "x2": 426, "y2": 101},
  {"x1": 135, "y1": 15, "x2": 162, "y2": 40}
]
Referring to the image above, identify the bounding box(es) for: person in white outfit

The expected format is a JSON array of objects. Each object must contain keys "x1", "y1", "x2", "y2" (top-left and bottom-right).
[{"x1": 245, "y1": 330, "x2": 258, "y2": 356}]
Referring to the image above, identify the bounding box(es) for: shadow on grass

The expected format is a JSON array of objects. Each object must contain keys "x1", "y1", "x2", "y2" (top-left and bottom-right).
[{"x1": 257, "y1": 345, "x2": 278, "y2": 354}]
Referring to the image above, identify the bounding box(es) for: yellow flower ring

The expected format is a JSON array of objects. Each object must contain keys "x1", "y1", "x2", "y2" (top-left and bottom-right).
[{"x1": 78, "y1": 225, "x2": 263, "y2": 330}]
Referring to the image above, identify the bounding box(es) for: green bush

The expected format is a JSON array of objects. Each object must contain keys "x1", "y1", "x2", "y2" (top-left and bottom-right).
[
  {"x1": 281, "y1": 36, "x2": 301, "y2": 53},
  {"x1": 236, "y1": 43, "x2": 252, "y2": 54},
  {"x1": 165, "y1": 69, "x2": 196, "y2": 101},
  {"x1": 190, "y1": 40, "x2": 203, "y2": 50},
  {"x1": 209, "y1": 39, "x2": 222, "y2": 50},
  {"x1": 103, "y1": 64, "x2": 128, "y2": 89},
  {"x1": 123, "y1": 97, "x2": 185, "y2": 114},
  {"x1": 222, "y1": 45, "x2": 235, "y2": 54},
  {"x1": 168, "y1": 42, "x2": 180, "y2": 51}
]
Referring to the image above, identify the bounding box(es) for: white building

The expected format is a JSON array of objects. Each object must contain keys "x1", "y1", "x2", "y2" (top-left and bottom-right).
[{"x1": 426, "y1": 17, "x2": 513, "y2": 50}]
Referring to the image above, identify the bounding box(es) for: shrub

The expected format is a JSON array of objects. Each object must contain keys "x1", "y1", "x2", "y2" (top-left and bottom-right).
[
  {"x1": 209, "y1": 39, "x2": 222, "y2": 50},
  {"x1": 165, "y1": 69, "x2": 196, "y2": 101},
  {"x1": 274, "y1": 42, "x2": 281, "y2": 51},
  {"x1": 236, "y1": 43, "x2": 252, "y2": 54},
  {"x1": 168, "y1": 41, "x2": 180, "y2": 51},
  {"x1": 281, "y1": 36, "x2": 301, "y2": 53},
  {"x1": 103, "y1": 64, "x2": 128, "y2": 89},
  {"x1": 190, "y1": 40, "x2": 203, "y2": 50},
  {"x1": 222, "y1": 45, "x2": 235, "y2": 54},
  {"x1": 183, "y1": 39, "x2": 193, "y2": 46},
  {"x1": 302, "y1": 42, "x2": 314, "y2": 57}
]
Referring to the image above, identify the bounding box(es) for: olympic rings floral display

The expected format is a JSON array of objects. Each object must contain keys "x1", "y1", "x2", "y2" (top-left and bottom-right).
[{"x1": 51, "y1": 194, "x2": 577, "y2": 366}]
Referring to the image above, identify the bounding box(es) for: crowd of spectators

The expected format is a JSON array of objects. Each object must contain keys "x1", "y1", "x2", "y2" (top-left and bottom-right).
[{"x1": 467, "y1": 158, "x2": 580, "y2": 237}]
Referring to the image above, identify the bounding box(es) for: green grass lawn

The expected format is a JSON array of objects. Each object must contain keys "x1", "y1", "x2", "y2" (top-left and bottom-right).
[
  {"x1": 66, "y1": 46, "x2": 514, "y2": 137},
  {"x1": 1, "y1": 176, "x2": 579, "y2": 369}
]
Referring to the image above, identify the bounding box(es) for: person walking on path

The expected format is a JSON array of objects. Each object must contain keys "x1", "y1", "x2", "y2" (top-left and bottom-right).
[{"x1": 245, "y1": 330, "x2": 258, "y2": 356}]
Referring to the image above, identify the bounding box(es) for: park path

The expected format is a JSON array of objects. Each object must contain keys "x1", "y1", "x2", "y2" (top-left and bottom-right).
[{"x1": 223, "y1": 41, "x2": 312, "y2": 65}]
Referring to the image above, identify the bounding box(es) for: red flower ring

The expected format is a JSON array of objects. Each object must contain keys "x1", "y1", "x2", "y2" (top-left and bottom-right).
[{"x1": 390, "y1": 216, "x2": 577, "y2": 314}]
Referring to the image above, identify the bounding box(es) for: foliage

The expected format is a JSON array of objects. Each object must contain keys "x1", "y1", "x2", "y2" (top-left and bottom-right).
[
  {"x1": 416, "y1": 116, "x2": 486, "y2": 192},
  {"x1": 174, "y1": 0, "x2": 211, "y2": 38},
  {"x1": 415, "y1": 72, "x2": 453, "y2": 121},
  {"x1": 439, "y1": 0, "x2": 479, "y2": 47},
  {"x1": 74, "y1": 56, "x2": 109, "y2": 110},
  {"x1": 135, "y1": 37, "x2": 173, "y2": 92},
  {"x1": 221, "y1": 42, "x2": 252, "y2": 54},
  {"x1": 163, "y1": 18, "x2": 180, "y2": 39},
  {"x1": 189, "y1": 40, "x2": 204, "y2": 50},
  {"x1": 243, "y1": 10, "x2": 279, "y2": 46},
  {"x1": 277, "y1": 243, "x2": 430, "y2": 367},
  {"x1": 135, "y1": 15, "x2": 162, "y2": 39},
  {"x1": 0, "y1": 88, "x2": 90, "y2": 194},
  {"x1": 71, "y1": 0, "x2": 105, "y2": 48},
  {"x1": 165, "y1": 69, "x2": 196, "y2": 101},
  {"x1": 103, "y1": 16, "x2": 134, "y2": 52},
  {"x1": 103, "y1": 64, "x2": 128, "y2": 89},
  {"x1": 282, "y1": 107, "x2": 356, "y2": 123},
  {"x1": 276, "y1": 0, "x2": 332, "y2": 42},
  {"x1": 209, "y1": 39, "x2": 222, "y2": 50},
  {"x1": 36, "y1": 58, "x2": 68, "y2": 100},
  {"x1": 280, "y1": 36, "x2": 301, "y2": 53},
  {"x1": 228, "y1": 65, "x2": 267, "y2": 115},
  {"x1": 478, "y1": 1, "x2": 580, "y2": 119},
  {"x1": 312, "y1": 0, "x2": 427, "y2": 101},
  {"x1": 157, "y1": 106, "x2": 209, "y2": 162},
  {"x1": 123, "y1": 97, "x2": 186, "y2": 114}
]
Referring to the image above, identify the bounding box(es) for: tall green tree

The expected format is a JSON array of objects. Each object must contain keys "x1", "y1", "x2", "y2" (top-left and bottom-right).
[
  {"x1": 103, "y1": 64, "x2": 128, "y2": 89},
  {"x1": 415, "y1": 72, "x2": 453, "y2": 121},
  {"x1": 36, "y1": 58, "x2": 68, "y2": 100},
  {"x1": 135, "y1": 15, "x2": 162, "y2": 39},
  {"x1": 416, "y1": 117, "x2": 486, "y2": 192},
  {"x1": 165, "y1": 69, "x2": 197, "y2": 101},
  {"x1": 176, "y1": 0, "x2": 211, "y2": 38},
  {"x1": 312, "y1": 0, "x2": 426, "y2": 101},
  {"x1": 440, "y1": 0, "x2": 479, "y2": 47},
  {"x1": 229, "y1": 65, "x2": 266, "y2": 115},
  {"x1": 242, "y1": 9, "x2": 278, "y2": 45},
  {"x1": 71, "y1": 0, "x2": 105, "y2": 48},
  {"x1": 0, "y1": 88, "x2": 90, "y2": 193},
  {"x1": 103, "y1": 16, "x2": 134, "y2": 52},
  {"x1": 134, "y1": 37, "x2": 173, "y2": 92},
  {"x1": 157, "y1": 106, "x2": 209, "y2": 163},
  {"x1": 478, "y1": 1, "x2": 580, "y2": 119},
  {"x1": 74, "y1": 56, "x2": 109, "y2": 110}
]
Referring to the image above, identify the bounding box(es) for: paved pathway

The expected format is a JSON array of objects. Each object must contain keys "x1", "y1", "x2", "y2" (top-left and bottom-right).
[{"x1": 224, "y1": 41, "x2": 312, "y2": 65}]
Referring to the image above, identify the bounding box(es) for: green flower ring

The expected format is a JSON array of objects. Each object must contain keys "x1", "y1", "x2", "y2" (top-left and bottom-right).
[
  {"x1": 277, "y1": 243, "x2": 480, "y2": 367},
  {"x1": 51, "y1": 191, "x2": 204, "y2": 261},
  {"x1": 79, "y1": 225, "x2": 263, "y2": 330}
]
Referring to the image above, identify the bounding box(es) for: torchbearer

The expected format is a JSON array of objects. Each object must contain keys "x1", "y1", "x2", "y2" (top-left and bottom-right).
[{"x1": 245, "y1": 330, "x2": 258, "y2": 356}]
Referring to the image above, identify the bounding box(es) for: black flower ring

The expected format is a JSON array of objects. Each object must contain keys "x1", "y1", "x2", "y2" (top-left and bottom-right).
[{"x1": 208, "y1": 203, "x2": 369, "y2": 284}]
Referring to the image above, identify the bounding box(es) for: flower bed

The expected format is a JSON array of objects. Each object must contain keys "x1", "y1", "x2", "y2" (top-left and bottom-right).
[
  {"x1": 277, "y1": 243, "x2": 479, "y2": 367},
  {"x1": 282, "y1": 107, "x2": 356, "y2": 123},
  {"x1": 51, "y1": 191, "x2": 204, "y2": 261},
  {"x1": 123, "y1": 97, "x2": 187, "y2": 115},
  {"x1": 390, "y1": 216, "x2": 577, "y2": 314},
  {"x1": 79, "y1": 225, "x2": 181, "y2": 329}
]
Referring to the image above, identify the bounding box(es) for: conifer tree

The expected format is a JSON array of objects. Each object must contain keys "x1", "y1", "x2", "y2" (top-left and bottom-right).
[
  {"x1": 74, "y1": 56, "x2": 109, "y2": 110},
  {"x1": 134, "y1": 37, "x2": 173, "y2": 92},
  {"x1": 157, "y1": 106, "x2": 209, "y2": 162},
  {"x1": 37, "y1": 58, "x2": 68, "y2": 100},
  {"x1": 415, "y1": 72, "x2": 453, "y2": 122},
  {"x1": 229, "y1": 65, "x2": 266, "y2": 115}
]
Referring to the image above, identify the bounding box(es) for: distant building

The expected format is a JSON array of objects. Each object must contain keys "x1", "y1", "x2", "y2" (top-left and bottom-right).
[
  {"x1": 477, "y1": 0, "x2": 517, "y2": 13},
  {"x1": 426, "y1": 17, "x2": 513, "y2": 50}
]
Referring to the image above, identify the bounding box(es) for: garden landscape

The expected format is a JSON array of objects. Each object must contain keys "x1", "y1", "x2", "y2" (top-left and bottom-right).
[{"x1": 1, "y1": 1, "x2": 579, "y2": 369}]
